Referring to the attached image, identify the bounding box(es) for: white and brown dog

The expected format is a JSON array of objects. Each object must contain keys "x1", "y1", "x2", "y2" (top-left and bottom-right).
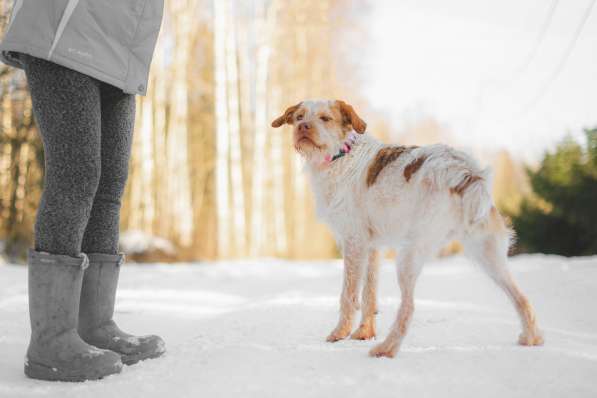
[{"x1": 272, "y1": 99, "x2": 544, "y2": 358}]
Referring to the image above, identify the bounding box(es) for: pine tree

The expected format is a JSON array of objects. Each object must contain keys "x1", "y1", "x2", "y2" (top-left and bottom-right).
[{"x1": 512, "y1": 128, "x2": 597, "y2": 256}]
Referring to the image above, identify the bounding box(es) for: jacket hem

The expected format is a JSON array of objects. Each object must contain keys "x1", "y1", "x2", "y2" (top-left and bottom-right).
[
  {"x1": 49, "y1": 51, "x2": 134, "y2": 95},
  {"x1": 0, "y1": 42, "x2": 47, "y2": 69},
  {"x1": 0, "y1": 40, "x2": 137, "y2": 95}
]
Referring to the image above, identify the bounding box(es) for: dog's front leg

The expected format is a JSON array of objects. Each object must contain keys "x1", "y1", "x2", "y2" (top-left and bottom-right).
[
  {"x1": 326, "y1": 240, "x2": 367, "y2": 342},
  {"x1": 351, "y1": 249, "x2": 379, "y2": 340}
]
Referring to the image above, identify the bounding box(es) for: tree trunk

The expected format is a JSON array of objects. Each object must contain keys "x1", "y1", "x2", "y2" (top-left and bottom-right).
[
  {"x1": 250, "y1": 0, "x2": 278, "y2": 256},
  {"x1": 214, "y1": 0, "x2": 232, "y2": 257}
]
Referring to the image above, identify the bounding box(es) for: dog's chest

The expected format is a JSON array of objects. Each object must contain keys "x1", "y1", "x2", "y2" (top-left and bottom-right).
[{"x1": 310, "y1": 173, "x2": 358, "y2": 232}]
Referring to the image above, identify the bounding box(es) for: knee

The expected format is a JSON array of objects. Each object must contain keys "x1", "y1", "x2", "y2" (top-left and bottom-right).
[
  {"x1": 43, "y1": 159, "x2": 101, "y2": 209},
  {"x1": 94, "y1": 171, "x2": 129, "y2": 205}
]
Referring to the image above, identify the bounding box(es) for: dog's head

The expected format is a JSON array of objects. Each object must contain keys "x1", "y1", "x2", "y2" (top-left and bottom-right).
[{"x1": 271, "y1": 100, "x2": 367, "y2": 160}]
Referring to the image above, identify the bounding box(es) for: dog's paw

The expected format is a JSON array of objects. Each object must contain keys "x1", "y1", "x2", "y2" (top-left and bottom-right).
[
  {"x1": 518, "y1": 330, "x2": 544, "y2": 346},
  {"x1": 350, "y1": 323, "x2": 376, "y2": 340},
  {"x1": 369, "y1": 340, "x2": 398, "y2": 358},
  {"x1": 326, "y1": 327, "x2": 351, "y2": 342}
]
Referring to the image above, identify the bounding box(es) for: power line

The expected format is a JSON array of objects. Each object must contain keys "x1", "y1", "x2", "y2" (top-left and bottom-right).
[
  {"x1": 515, "y1": 0, "x2": 596, "y2": 118},
  {"x1": 468, "y1": 0, "x2": 560, "y2": 132},
  {"x1": 507, "y1": 0, "x2": 559, "y2": 83}
]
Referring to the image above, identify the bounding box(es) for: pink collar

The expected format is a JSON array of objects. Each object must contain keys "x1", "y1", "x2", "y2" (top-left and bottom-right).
[{"x1": 322, "y1": 132, "x2": 358, "y2": 165}]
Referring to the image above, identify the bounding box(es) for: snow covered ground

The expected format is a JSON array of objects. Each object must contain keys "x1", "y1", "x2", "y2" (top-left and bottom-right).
[{"x1": 1, "y1": 254, "x2": 596, "y2": 398}]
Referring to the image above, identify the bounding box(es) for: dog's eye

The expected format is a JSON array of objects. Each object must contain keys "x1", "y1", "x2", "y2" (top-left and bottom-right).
[
  {"x1": 296, "y1": 114, "x2": 304, "y2": 121},
  {"x1": 320, "y1": 116, "x2": 331, "y2": 122}
]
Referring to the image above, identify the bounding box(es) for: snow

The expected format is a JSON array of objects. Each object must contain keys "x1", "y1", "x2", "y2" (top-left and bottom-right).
[
  {"x1": 118, "y1": 230, "x2": 175, "y2": 256},
  {"x1": 1, "y1": 254, "x2": 596, "y2": 398}
]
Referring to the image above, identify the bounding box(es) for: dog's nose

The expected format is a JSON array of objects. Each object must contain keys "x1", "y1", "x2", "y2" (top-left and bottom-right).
[{"x1": 298, "y1": 122, "x2": 312, "y2": 133}]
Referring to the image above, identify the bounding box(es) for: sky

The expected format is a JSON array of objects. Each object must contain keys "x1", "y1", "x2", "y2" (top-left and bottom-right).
[{"x1": 361, "y1": 0, "x2": 597, "y2": 161}]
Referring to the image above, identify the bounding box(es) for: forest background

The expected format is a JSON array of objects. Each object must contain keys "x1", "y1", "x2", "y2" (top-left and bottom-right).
[{"x1": 0, "y1": 0, "x2": 594, "y2": 261}]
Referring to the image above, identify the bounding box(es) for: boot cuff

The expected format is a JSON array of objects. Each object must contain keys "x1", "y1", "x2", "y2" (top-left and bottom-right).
[
  {"x1": 28, "y1": 249, "x2": 89, "y2": 269},
  {"x1": 86, "y1": 252, "x2": 125, "y2": 266}
]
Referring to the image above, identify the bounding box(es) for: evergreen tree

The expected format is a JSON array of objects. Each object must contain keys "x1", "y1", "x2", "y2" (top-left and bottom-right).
[{"x1": 512, "y1": 128, "x2": 597, "y2": 256}]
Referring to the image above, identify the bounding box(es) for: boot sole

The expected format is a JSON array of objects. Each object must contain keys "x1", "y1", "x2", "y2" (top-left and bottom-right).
[
  {"x1": 25, "y1": 360, "x2": 122, "y2": 382},
  {"x1": 122, "y1": 349, "x2": 165, "y2": 366}
]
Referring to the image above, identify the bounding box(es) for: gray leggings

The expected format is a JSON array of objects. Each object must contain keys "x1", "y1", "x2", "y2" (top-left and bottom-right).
[{"x1": 24, "y1": 56, "x2": 135, "y2": 257}]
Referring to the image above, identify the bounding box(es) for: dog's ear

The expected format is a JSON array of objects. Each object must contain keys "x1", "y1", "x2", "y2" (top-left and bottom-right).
[
  {"x1": 336, "y1": 100, "x2": 367, "y2": 134},
  {"x1": 271, "y1": 102, "x2": 302, "y2": 128}
]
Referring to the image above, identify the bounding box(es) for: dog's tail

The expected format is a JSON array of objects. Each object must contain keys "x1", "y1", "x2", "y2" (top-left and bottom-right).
[
  {"x1": 452, "y1": 167, "x2": 515, "y2": 254},
  {"x1": 450, "y1": 167, "x2": 493, "y2": 227}
]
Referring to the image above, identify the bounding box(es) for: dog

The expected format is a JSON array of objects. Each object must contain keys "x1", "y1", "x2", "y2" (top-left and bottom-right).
[{"x1": 272, "y1": 99, "x2": 544, "y2": 358}]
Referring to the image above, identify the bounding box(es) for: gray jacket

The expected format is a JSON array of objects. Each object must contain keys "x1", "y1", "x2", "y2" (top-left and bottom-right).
[{"x1": 0, "y1": 0, "x2": 164, "y2": 95}]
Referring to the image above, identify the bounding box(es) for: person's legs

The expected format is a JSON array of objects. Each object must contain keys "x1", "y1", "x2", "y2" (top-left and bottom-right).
[
  {"x1": 78, "y1": 82, "x2": 165, "y2": 365},
  {"x1": 81, "y1": 83, "x2": 135, "y2": 254},
  {"x1": 27, "y1": 57, "x2": 102, "y2": 257},
  {"x1": 24, "y1": 56, "x2": 123, "y2": 381}
]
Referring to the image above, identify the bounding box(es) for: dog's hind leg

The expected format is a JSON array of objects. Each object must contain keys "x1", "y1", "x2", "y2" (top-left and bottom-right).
[
  {"x1": 327, "y1": 241, "x2": 368, "y2": 342},
  {"x1": 369, "y1": 248, "x2": 426, "y2": 358},
  {"x1": 463, "y1": 208, "x2": 544, "y2": 346},
  {"x1": 351, "y1": 249, "x2": 380, "y2": 340}
]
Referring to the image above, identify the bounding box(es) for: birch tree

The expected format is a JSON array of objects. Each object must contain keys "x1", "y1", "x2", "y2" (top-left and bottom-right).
[
  {"x1": 214, "y1": 0, "x2": 232, "y2": 256},
  {"x1": 225, "y1": 2, "x2": 247, "y2": 256},
  {"x1": 250, "y1": 0, "x2": 279, "y2": 256}
]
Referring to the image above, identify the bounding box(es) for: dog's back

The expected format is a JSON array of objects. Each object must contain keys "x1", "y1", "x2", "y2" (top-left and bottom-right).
[{"x1": 363, "y1": 142, "x2": 498, "y2": 247}]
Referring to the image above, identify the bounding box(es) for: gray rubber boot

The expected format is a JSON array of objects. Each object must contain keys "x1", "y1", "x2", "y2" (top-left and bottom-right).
[
  {"x1": 79, "y1": 253, "x2": 166, "y2": 365},
  {"x1": 25, "y1": 250, "x2": 123, "y2": 382}
]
